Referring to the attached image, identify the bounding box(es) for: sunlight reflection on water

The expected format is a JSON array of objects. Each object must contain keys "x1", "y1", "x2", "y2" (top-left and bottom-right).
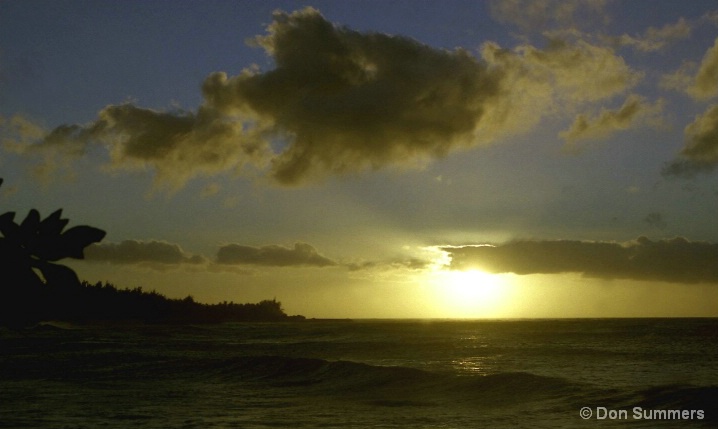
[{"x1": 451, "y1": 356, "x2": 498, "y2": 376}]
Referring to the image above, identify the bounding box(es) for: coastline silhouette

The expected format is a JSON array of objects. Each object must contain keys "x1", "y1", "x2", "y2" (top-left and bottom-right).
[{"x1": 0, "y1": 178, "x2": 302, "y2": 327}]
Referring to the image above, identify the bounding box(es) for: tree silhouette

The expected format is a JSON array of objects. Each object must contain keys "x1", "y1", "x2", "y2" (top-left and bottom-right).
[
  {"x1": 0, "y1": 178, "x2": 301, "y2": 326},
  {"x1": 0, "y1": 178, "x2": 106, "y2": 326}
]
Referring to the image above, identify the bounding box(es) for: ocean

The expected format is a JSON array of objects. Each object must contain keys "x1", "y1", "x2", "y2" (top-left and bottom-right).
[{"x1": 1, "y1": 319, "x2": 716, "y2": 428}]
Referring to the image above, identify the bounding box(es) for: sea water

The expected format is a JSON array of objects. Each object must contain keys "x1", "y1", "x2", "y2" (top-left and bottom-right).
[{"x1": 1, "y1": 319, "x2": 716, "y2": 428}]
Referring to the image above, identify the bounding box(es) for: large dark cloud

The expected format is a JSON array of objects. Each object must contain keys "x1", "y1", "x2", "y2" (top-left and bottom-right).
[
  {"x1": 2, "y1": 7, "x2": 650, "y2": 189},
  {"x1": 442, "y1": 237, "x2": 718, "y2": 284},
  {"x1": 216, "y1": 242, "x2": 336, "y2": 267},
  {"x1": 202, "y1": 7, "x2": 503, "y2": 185},
  {"x1": 3, "y1": 8, "x2": 503, "y2": 188}
]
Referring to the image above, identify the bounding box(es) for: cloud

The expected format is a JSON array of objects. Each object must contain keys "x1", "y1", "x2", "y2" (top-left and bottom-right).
[
  {"x1": 205, "y1": 7, "x2": 507, "y2": 185},
  {"x1": 480, "y1": 37, "x2": 640, "y2": 128},
  {"x1": 611, "y1": 17, "x2": 691, "y2": 52},
  {"x1": 662, "y1": 37, "x2": 718, "y2": 100},
  {"x1": 216, "y1": 242, "x2": 337, "y2": 267},
  {"x1": 560, "y1": 94, "x2": 664, "y2": 147},
  {"x1": 489, "y1": 0, "x2": 609, "y2": 33},
  {"x1": 86, "y1": 239, "x2": 339, "y2": 272},
  {"x1": 1, "y1": 115, "x2": 80, "y2": 183},
  {"x1": 441, "y1": 237, "x2": 718, "y2": 284},
  {"x1": 2, "y1": 7, "x2": 641, "y2": 188},
  {"x1": 345, "y1": 257, "x2": 430, "y2": 271},
  {"x1": 4, "y1": 105, "x2": 269, "y2": 192},
  {"x1": 3, "y1": 8, "x2": 505, "y2": 187},
  {"x1": 85, "y1": 240, "x2": 207, "y2": 267},
  {"x1": 0, "y1": 115, "x2": 46, "y2": 143},
  {"x1": 688, "y1": 36, "x2": 718, "y2": 99},
  {"x1": 662, "y1": 104, "x2": 718, "y2": 177}
]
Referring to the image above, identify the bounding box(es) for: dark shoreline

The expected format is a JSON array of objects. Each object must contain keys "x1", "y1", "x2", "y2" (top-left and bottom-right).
[{"x1": 1, "y1": 280, "x2": 305, "y2": 328}]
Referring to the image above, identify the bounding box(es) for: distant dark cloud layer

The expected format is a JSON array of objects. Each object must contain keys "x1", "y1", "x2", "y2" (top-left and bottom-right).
[
  {"x1": 85, "y1": 240, "x2": 205, "y2": 265},
  {"x1": 442, "y1": 237, "x2": 718, "y2": 284},
  {"x1": 85, "y1": 239, "x2": 336, "y2": 270},
  {"x1": 216, "y1": 242, "x2": 336, "y2": 267}
]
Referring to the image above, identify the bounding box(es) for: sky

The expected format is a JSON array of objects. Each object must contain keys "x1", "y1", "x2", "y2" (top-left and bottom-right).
[{"x1": 1, "y1": 0, "x2": 717, "y2": 318}]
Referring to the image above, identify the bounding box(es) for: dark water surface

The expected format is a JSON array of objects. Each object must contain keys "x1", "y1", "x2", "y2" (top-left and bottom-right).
[{"x1": 1, "y1": 319, "x2": 716, "y2": 428}]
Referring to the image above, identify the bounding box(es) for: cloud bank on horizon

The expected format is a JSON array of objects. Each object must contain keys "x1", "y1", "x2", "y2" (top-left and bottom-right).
[
  {"x1": 442, "y1": 236, "x2": 718, "y2": 284},
  {"x1": 3, "y1": 5, "x2": 717, "y2": 189},
  {"x1": 84, "y1": 239, "x2": 431, "y2": 273},
  {"x1": 216, "y1": 242, "x2": 337, "y2": 267},
  {"x1": 82, "y1": 235, "x2": 718, "y2": 285},
  {"x1": 84, "y1": 240, "x2": 208, "y2": 268},
  {"x1": 85, "y1": 240, "x2": 337, "y2": 270}
]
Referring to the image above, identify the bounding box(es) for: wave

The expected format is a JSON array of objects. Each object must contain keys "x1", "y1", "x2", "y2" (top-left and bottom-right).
[
  {"x1": 5, "y1": 335, "x2": 715, "y2": 415},
  {"x1": 196, "y1": 355, "x2": 586, "y2": 408},
  {"x1": 202, "y1": 356, "x2": 718, "y2": 416},
  {"x1": 210, "y1": 355, "x2": 437, "y2": 387}
]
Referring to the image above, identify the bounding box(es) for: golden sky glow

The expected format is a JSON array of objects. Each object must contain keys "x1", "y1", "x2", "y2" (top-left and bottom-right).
[{"x1": 427, "y1": 270, "x2": 515, "y2": 318}]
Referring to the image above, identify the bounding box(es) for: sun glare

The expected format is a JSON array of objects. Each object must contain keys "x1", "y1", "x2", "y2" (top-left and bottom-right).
[{"x1": 428, "y1": 269, "x2": 512, "y2": 317}]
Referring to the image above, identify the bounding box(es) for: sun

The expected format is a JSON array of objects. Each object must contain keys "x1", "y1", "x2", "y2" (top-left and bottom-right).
[{"x1": 428, "y1": 269, "x2": 512, "y2": 317}]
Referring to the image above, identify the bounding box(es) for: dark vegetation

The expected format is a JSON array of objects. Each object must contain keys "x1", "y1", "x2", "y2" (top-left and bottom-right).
[{"x1": 0, "y1": 179, "x2": 303, "y2": 327}]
